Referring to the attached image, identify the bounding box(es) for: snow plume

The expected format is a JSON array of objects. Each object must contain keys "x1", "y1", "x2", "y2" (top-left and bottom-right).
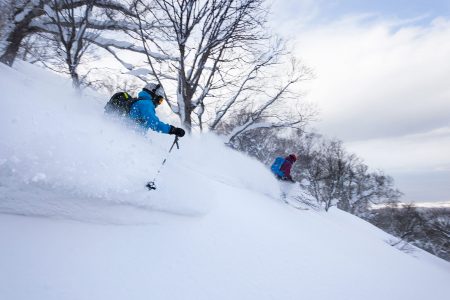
[{"x1": 0, "y1": 61, "x2": 278, "y2": 222}]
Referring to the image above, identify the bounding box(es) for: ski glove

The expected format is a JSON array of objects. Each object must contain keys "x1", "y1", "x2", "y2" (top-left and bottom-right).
[{"x1": 169, "y1": 126, "x2": 185, "y2": 137}]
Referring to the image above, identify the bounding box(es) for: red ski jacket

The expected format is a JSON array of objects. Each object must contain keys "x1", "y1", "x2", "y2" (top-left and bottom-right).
[{"x1": 280, "y1": 155, "x2": 295, "y2": 179}]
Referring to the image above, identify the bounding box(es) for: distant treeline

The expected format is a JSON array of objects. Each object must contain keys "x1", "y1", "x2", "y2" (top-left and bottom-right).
[
  {"x1": 230, "y1": 127, "x2": 449, "y2": 262},
  {"x1": 367, "y1": 205, "x2": 450, "y2": 261}
]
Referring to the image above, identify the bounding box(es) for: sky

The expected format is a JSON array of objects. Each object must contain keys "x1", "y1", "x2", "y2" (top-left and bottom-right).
[{"x1": 270, "y1": 0, "x2": 450, "y2": 203}]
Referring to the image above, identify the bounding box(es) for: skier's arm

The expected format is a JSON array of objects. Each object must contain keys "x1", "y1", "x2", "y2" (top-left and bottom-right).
[
  {"x1": 130, "y1": 101, "x2": 171, "y2": 133},
  {"x1": 146, "y1": 113, "x2": 171, "y2": 133}
]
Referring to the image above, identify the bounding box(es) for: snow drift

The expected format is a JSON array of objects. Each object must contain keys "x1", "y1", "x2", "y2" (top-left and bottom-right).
[
  {"x1": 0, "y1": 61, "x2": 278, "y2": 221},
  {"x1": 0, "y1": 62, "x2": 449, "y2": 300}
]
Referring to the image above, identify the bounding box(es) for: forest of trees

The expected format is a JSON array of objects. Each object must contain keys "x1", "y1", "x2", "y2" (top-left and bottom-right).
[
  {"x1": 231, "y1": 128, "x2": 450, "y2": 261},
  {"x1": 1, "y1": 0, "x2": 448, "y2": 261}
]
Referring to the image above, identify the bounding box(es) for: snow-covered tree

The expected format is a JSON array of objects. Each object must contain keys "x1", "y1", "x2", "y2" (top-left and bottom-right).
[
  {"x1": 0, "y1": 0, "x2": 48, "y2": 66},
  {"x1": 41, "y1": 0, "x2": 96, "y2": 89},
  {"x1": 337, "y1": 165, "x2": 402, "y2": 216},
  {"x1": 0, "y1": 0, "x2": 140, "y2": 67},
  {"x1": 300, "y1": 138, "x2": 401, "y2": 212},
  {"x1": 129, "y1": 0, "x2": 311, "y2": 134}
]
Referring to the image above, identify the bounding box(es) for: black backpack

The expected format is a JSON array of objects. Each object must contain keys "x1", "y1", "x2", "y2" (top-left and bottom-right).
[{"x1": 104, "y1": 92, "x2": 140, "y2": 116}]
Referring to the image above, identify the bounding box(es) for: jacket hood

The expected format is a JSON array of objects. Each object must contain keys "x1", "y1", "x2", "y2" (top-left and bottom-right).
[
  {"x1": 138, "y1": 90, "x2": 153, "y2": 100},
  {"x1": 138, "y1": 90, "x2": 159, "y2": 108}
]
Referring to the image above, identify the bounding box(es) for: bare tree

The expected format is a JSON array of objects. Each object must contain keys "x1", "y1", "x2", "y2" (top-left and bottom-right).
[
  {"x1": 0, "y1": 0, "x2": 11, "y2": 33},
  {"x1": 16, "y1": 32, "x2": 54, "y2": 63},
  {"x1": 292, "y1": 136, "x2": 401, "y2": 212},
  {"x1": 368, "y1": 205, "x2": 450, "y2": 261},
  {"x1": 131, "y1": 0, "x2": 311, "y2": 134},
  {"x1": 0, "y1": 0, "x2": 48, "y2": 66},
  {"x1": 337, "y1": 163, "x2": 402, "y2": 216},
  {"x1": 217, "y1": 57, "x2": 314, "y2": 143},
  {"x1": 0, "y1": 0, "x2": 140, "y2": 67},
  {"x1": 42, "y1": 0, "x2": 96, "y2": 89},
  {"x1": 424, "y1": 208, "x2": 450, "y2": 260},
  {"x1": 300, "y1": 139, "x2": 348, "y2": 211}
]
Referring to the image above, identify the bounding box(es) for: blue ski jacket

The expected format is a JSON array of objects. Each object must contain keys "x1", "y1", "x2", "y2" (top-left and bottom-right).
[
  {"x1": 271, "y1": 157, "x2": 285, "y2": 177},
  {"x1": 129, "y1": 90, "x2": 171, "y2": 134}
]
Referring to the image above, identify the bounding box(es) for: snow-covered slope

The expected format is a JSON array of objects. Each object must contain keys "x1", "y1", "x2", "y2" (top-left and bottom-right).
[{"x1": 0, "y1": 62, "x2": 449, "y2": 300}]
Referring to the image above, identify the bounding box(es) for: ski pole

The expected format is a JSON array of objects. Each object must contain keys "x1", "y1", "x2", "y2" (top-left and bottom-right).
[{"x1": 146, "y1": 136, "x2": 179, "y2": 190}]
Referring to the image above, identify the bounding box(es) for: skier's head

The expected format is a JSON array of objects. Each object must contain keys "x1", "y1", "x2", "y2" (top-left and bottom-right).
[
  {"x1": 287, "y1": 154, "x2": 297, "y2": 162},
  {"x1": 143, "y1": 82, "x2": 165, "y2": 106}
]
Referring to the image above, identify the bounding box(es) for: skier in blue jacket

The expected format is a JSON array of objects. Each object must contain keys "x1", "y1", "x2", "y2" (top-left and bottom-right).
[
  {"x1": 129, "y1": 83, "x2": 185, "y2": 137},
  {"x1": 271, "y1": 154, "x2": 297, "y2": 182}
]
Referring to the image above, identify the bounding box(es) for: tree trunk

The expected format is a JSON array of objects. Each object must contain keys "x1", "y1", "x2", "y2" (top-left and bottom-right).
[
  {"x1": 0, "y1": 3, "x2": 44, "y2": 66},
  {"x1": 70, "y1": 67, "x2": 81, "y2": 90},
  {"x1": 177, "y1": 75, "x2": 193, "y2": 131},
  {"x1": 0, "y1": 21, "x2": 31, "y2": 66}
]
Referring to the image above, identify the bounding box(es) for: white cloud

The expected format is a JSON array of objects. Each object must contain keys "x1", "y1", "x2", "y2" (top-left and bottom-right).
[
  {"x1": 269, "y1": 0, "x2": 323, "y2": 35},
  {"x1": 348, "y1": 125, "x2": 450, "y2": 202},
  {"x1": 295, "y1": 16, "x2": 450, "y2": 141},
  {"x1": 347, "y1": 126, "x2": 450, "y2": 172},
  {"x1": 345, "y1": 126, "x2": 450, "y2": 201}
]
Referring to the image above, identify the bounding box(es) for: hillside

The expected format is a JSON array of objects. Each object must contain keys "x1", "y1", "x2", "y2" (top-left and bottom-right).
[{"x1": 0, "y1": 62, "x2": 449, "y2": 300}]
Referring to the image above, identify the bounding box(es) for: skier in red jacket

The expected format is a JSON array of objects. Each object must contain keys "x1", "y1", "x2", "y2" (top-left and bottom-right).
[{"x1": 271, "y1": 154, "x2": 297, "y2": 182}]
